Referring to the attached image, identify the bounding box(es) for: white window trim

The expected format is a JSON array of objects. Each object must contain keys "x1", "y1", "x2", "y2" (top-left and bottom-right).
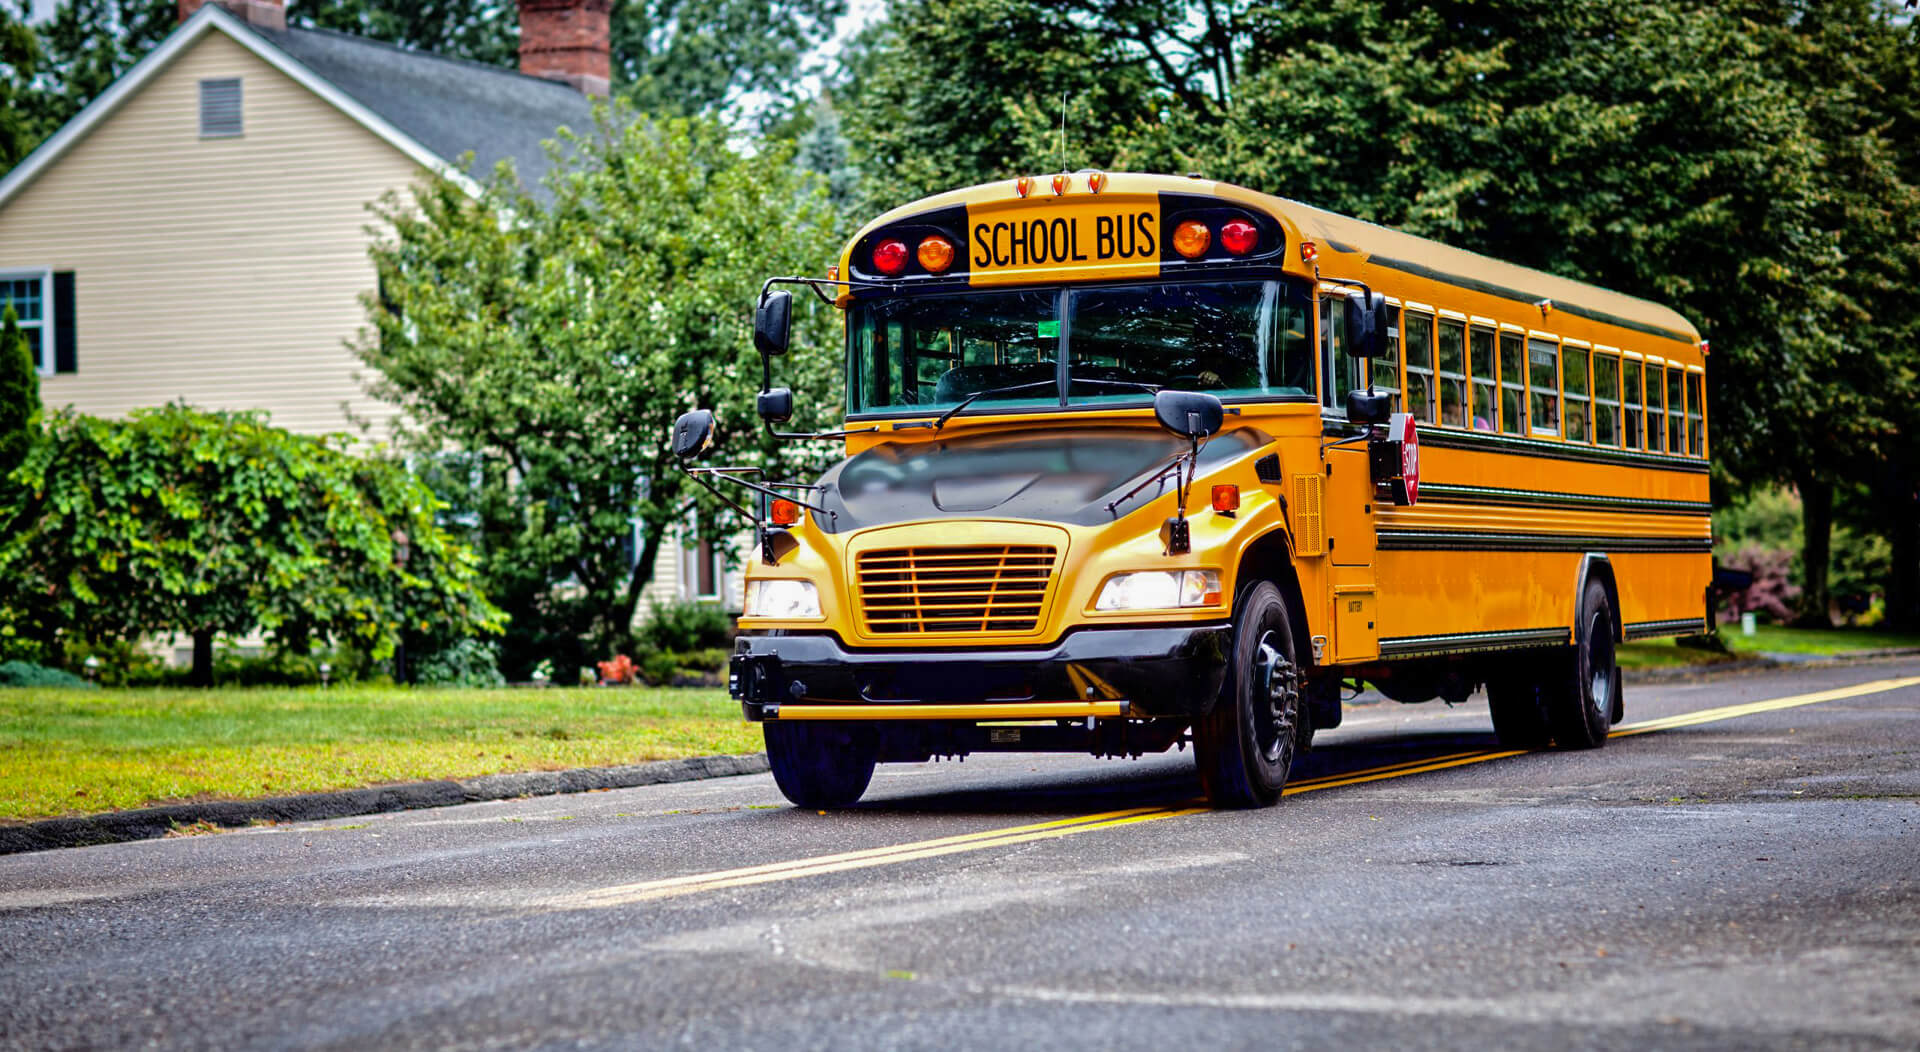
[{"x1": 0, "y1": 267, "x2": 54, "y2": 376}]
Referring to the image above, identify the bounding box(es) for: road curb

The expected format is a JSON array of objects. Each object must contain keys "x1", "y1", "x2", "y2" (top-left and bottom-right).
[
  {"x1": 0, "y1": 752, "x2": 771, "y2": 857},
  {"x1": 1622, "y1": 647, "x2": 1920, "y2": 685}
]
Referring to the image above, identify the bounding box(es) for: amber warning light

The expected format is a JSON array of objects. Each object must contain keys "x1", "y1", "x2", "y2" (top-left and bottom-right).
[{"x1": 769, "y1": 499, "x2": 801, "y2": 526}]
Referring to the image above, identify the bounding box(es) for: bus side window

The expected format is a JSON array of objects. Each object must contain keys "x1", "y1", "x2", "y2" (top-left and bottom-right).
[
  {"x1": 1528, "y1": 337, "x2": 1560, "y2": 437},
  {"x1": 1686, "y1": 371, "x2": 1706, "y2": 457},
  {"x1": 1622, "y1": 358, "x2": 1643, "y2": 449},
  {"x1": 1499, "y1": 331, "x2": 1525, "y2": 435},
  {"x1": 1592, "y1": 350, "x2": 1620, "y2": 447},
  {"x1": 1563, "y1": 344, "x2": 1591, "y2": 443},
  {"x1": 1646, "y1": 362, "x2": 1666, "y2": 452},
  {"x1": 1404, "y1": 310, "x2": 1436, "y2": 424},
  {"x1": 1667, "y1": 365, "x2": 1686, "y2": 454},
  {"x1": 1373, "y1": 302, "x2": 1402, "y2": 413},
  {"x1": 1469, "y1": 325, "x2": 1496, "y2": 431},
  {"x1": 1319, "y1": 294, "x2": 1360, "y2": 407},
  {"x1": 1437, "y1": 317, "x2": 1467, "y2": 427}
]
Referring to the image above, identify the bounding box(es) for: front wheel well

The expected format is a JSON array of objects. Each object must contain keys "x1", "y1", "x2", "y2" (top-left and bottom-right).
[{"x1": 1235, "y1": 529, "x2": 1309, "y2": 663}]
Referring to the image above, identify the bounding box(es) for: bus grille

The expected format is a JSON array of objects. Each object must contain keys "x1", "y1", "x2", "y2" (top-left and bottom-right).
[{"x1": 856, "y1": 544, "x2": 1059, "y2": 634}]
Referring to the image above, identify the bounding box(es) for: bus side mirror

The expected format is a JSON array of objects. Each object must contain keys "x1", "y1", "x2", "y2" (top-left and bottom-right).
[
  {"x1": 1153, "y1": 390, "x2": 1225, "y2": 439},
  {"x1": 670, "y1": 409, "x2": 717, "y2": 460},
  {"x1": 1346, "y1": 387, "x2": 1392, "y2": 426},
  {"x1": 1343, "y1": 292, "x2": 1389, "y2": 359},
  {"x1": 757, "y1": 387, "x2": 794, "y2": 423},
  {"x1": 754, "y1": 291, "x2": 793, "y2": 358}
]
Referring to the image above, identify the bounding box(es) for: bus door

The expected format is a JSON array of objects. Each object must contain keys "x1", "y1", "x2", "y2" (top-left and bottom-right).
[{"x1": 1318, "y1": 289, "x2": 1381, "y2": 663}]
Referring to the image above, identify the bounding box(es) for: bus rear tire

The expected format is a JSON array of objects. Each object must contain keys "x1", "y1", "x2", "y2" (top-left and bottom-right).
[
  {"x1": 1195, "y1": 581, "x2": 1299, "y2": 809},
  {"x1": 1549, "y1": 579, "x2": 1619, "y2": 750},
  {"x1": 764, "y1": 721, "x2": 878, "y2": 809}
]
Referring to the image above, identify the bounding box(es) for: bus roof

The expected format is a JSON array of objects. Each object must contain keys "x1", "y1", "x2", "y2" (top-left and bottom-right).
[{"x1": 850, "y1": 173, "x2": 1702, "y2": 348}]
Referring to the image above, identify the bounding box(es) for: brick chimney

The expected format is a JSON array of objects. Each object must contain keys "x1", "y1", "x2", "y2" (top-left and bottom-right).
[
  {"x1": 518, "y1": 0, "x2": 611, "y2": 97},
  {"x1": 178, "y1": 0, "x2": 286, "y2": 30}
]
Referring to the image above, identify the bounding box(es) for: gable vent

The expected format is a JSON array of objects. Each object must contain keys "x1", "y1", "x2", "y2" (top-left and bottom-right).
[{"x1": 199, "y1": 78, "x2": 243, "y2": 138}]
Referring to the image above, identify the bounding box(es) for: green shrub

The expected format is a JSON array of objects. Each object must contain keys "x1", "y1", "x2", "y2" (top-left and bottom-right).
[
  {"x1": 413, "y1": 638, "x2": 506, "y2": 687},
  {"x1": 215, "y1": 650, "x2": 321, "y2": 687},
  {"x1": 639, "y1": 599, "x2": 733, "y2": 654},
  {"x1": 61, "y1": 638, "x2": 166, "y2": 687},
  {"x1": 675, "y1": 648, "x2": 731, "y2": 675},
  {"x1": 637, "y1": 650, "x2": 682, "y2": 687},
  {"x1": 0, "y1": 660, "x2": 92, "y2": 688}
]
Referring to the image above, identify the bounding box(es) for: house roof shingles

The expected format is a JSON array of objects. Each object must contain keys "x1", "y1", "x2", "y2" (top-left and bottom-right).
[{"x1": 253, "y1": 24, "x2": 595, "y2": 198}]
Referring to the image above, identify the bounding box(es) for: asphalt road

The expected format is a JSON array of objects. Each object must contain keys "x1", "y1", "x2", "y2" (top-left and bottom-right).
[{"x1": 3, "y1": 658, "x2": 1918, "y2": 1051}]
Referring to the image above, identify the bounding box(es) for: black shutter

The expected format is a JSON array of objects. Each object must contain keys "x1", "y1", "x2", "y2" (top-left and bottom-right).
[{"x1": 52, "y1": 272, "x2": 76, "y2": 374}]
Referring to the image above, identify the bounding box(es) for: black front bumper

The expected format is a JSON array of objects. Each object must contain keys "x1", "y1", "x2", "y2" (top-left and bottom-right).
[{"x1": 729, "y1": 623, "x2": 1233, "y2": 721}]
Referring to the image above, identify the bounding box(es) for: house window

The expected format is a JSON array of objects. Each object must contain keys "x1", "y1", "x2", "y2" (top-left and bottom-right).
[
  {"x1": 200, "y1": 78, "x2": 243, "y2": 138},
  {"x1": 0, "y1": 269, "x2": 72, "y2": 375},
  {"x1": 681, "y1": 529, "x2": 723, "y2": 602}
]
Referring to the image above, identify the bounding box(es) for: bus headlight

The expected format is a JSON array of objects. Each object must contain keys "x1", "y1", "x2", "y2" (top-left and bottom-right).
[
  {"x1": 744, "y1": 579, "x2": 822, "y2": 619},
  {"x1": 1094, "y1": 570, "x2": 1222, "y2": 611}
]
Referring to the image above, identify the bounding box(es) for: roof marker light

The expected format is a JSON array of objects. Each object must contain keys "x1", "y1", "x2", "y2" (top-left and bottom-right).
[
  {"x1": 1300, "y1": 241, "x2": 1318, "y2": 264},
  {"x1": 1016, "y1": 176, "x2": 1033, "y2": 198},
  {"x1": 1087, "y1": 171, "x2": 1107, "y2": 194},
  {"x1": 1172, "y1": 220, "x2": 1211, "y2": 259},
  {"x1": 872, "y1": 238, "x2": 909, "y2": 276},
  {"x1": 1052, "y1": 173, "x2": 1070, "y2": 196},
  {"x1": 1220, "y1": 218, "x2": 1258, "y2": 255},
  {"x1": 917, "y1": 235, "x2": 955, "y2": 274}
]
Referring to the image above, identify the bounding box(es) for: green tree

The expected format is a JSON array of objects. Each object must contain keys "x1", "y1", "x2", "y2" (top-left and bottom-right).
[
  {"x1": 0, "y1": 305, "x2": 38, "y2": 480},
  {"x1": 0, "y1": 2, "x2": 42, "y2": 171},
  {"x1": 0, "y1": 405, "x2": 501, "y2": 684},
  {"x1": 358, "y1": 109, "x2": 842, "y2": 679}
]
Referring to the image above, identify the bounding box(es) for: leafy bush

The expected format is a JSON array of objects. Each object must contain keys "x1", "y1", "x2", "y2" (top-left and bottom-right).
[
  {"x1": 214, "y1": 650, "x2": 322, "y2": 687},
  {"x1": 637, "y1": 651, "x2": 682, "y2": 687},
  {"x1": 0, "y1": 660, "x2": 92, "y2": 688},
  {"x1": 61, "y1": 638, "x2": 166, "y2": 688},
  {"x1": 412, "y1": 638, "x2": 506, "y2": 688},
  {"x1": 639, "y1": 600, "x2": 733, "y2": 654},
  {"x1": 1719, "y1": 546, "x2": 1798, "y2": 623}
]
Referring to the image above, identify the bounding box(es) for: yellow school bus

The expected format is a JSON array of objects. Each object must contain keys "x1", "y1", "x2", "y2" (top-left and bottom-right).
[{"x1": 674, "y1": 171, "x2": 1710, "y2": 809}]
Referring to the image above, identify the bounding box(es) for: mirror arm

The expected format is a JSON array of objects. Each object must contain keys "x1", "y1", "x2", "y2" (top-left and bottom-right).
[
  {"x1": 762, "y1": 422, "x2": 882, "y2": 441},
  {"x1": 760, "y1": 275, "x2": 896, "y2": 308},
  {"x1": 684, "y1": 465, "x2": 837, "y2": 521},
  {"x1": 1317, "y1": 275, "x2": 1375, "y2": 301}
]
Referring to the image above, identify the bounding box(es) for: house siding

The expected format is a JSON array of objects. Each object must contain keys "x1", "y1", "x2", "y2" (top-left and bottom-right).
[{"x1": 0, "y1": 30, "x2": 418, "y2": 438}]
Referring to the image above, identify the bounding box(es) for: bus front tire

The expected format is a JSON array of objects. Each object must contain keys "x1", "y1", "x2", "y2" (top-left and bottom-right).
[
  {"x1": 1549, "y1": 579, "x2": 1619, "y2": 750},
  {"x1": 764, "y1": 721, "x2": 878, "y2": 809},
  {"x1": 1195, "y1": 581, "x2": 1300, "y2": 809}
]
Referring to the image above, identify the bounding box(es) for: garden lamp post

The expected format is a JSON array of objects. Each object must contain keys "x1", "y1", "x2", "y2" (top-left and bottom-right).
[
  {"x1": 82, "y1": 656, "x2": 101, "y2": 683},
  {"x1": 319, "y1": 662, "x2": 332, "y2": 688}
]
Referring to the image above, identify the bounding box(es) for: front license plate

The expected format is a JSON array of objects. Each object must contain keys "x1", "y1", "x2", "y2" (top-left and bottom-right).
[{"x1": 966, "y1": 198, "x2": 1161, "y2": 286}]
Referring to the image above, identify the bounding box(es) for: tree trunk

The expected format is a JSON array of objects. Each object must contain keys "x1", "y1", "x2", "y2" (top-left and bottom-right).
[
  {"x1": 1793, "y1": 472, "x2": 1833, "y2": 628},
  {"x1": 190, "y1": 629, "x2": 215, "y2": 687}
]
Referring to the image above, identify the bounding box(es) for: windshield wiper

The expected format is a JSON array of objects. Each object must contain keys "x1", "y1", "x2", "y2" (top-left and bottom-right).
[
  {"x1": 901, "y1": 377, "x2": 1165, "y2": 432},
  {"x1": 907, "y1": 379, "x2": 1058, "y2": 430}
]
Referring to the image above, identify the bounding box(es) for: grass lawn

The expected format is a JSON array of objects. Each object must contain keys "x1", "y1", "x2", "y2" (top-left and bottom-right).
[
  {"x1": 0, "y1": 686, "x2": 757, "y2": 823},
  {"x1": 1618, "y1": 623, "x2": 1920, "y2": 670}
]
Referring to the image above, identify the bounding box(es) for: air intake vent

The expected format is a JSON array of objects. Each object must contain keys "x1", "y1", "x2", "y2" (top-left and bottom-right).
[
  {"x1": 1291, "y1": 474, "x2": 1324, "y2": 556},
  {"x1": 199, "y1": 78, "x2": 243, "y2": 138},
  {"x1": 857, "y1": 545, "x2": 1058, "y2": 634}
]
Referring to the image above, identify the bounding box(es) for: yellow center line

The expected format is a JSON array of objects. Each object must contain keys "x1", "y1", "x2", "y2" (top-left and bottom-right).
[
  {"x1": 548, "y1": 674, "x2": 1920, "y2": 910},
  {"x1": 559, "y1": 806, "x2": 1172, "y2": 904}
]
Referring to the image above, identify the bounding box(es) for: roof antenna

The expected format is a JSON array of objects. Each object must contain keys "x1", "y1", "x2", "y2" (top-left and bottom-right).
[{"x1": 1058, "y1": 91, "x2": 1068, "y2": 172}]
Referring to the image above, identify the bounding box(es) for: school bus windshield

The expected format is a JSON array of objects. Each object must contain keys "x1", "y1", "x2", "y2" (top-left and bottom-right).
[{"x1": 847, "y1": 278, "x2": 1314, "y2": 416}]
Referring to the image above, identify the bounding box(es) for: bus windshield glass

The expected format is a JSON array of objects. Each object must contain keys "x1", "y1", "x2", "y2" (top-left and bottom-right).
[{"x1": 847, "y1": 279, "x2": 1313, "y2": 415}]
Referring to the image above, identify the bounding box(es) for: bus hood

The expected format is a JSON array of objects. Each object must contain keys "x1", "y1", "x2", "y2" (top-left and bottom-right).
[{"x1": 811, "y1": 425, "x2": 1266, "y2": 532}]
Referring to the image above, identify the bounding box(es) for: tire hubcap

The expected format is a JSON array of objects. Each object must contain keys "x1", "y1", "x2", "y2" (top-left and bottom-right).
[
  {"x1": 1587, "y1": 609, "x2": 1616, "y2": 720},
  {"x1": 1253, "y1": 630, "x2": 1299, "y2": 766}
]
